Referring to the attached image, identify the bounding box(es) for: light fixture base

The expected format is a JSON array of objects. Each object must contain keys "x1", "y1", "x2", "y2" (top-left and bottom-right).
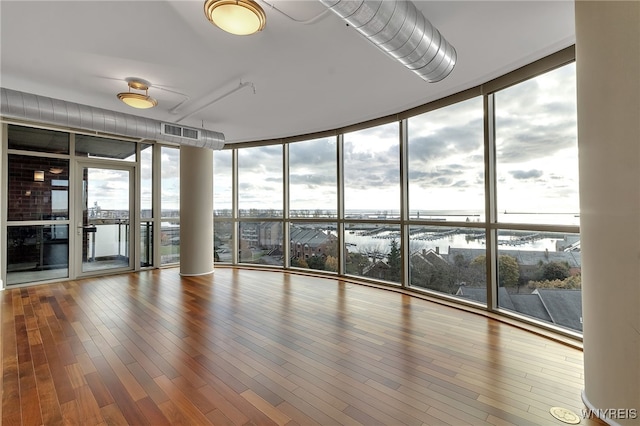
[{"x1": 127, "y1": 80, "x2": 150, "y2": 91}]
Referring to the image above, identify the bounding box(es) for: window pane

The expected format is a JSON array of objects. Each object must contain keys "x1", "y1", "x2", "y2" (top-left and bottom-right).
[
  {"x1": 289, "y1": 137, "x2": 337, "y2": 218},
  {"x1": 140, "y1": 143, "x2": 153, "y2": 219},
  {"x1": 344, "y1": 222, "x2": 401, "y2": 284},
  {"x1": 7, "y1": 154, "x2": 69, "y2": 221},
  {"x1": 239, "y1": 221, "x2": 283, "y2": 266},
  {"x1": 214, "y1": 220, "x2": 233, "y2": 263},
  {"x1": 238, "y1": 146, "x2": 282, "y2": 218},
  {"x1": 408, "y1": 97, "x2": 484, "y2": 221},
  {"x1": 157, "y1": 145, "x2": 178, "y2": 268},
  {"x1": 496, "y1": 229, "x2": 582, "y2": 332},
  {"x1": 8, "y1": 125, "x2": 69, "y2": 154},
  {"x1": 344, "y1": 123, "x2": 399, "y2": 219},
  {"x1": 6, "y1": 224, "x2": 69, "y2": 285},
  {"x1": 214, "y1": 150, "x2": 233, "y2": 218},
  {"x1": 76, "y1": 135, "x2": 136, "y2": 162},
  {"x1": 495, "y1": 63, "x2": 579, "y2": 225},
  {"x1": 160, "y1": 221, "x2": 180, "y2": 265},
  {"x1": 81, "y1": 167, "x2": 130, "y2": 273},
  {"x1": 409, "y1": 225, "x2": 486, "y2": 301},
  {"x1": 289, "y1": 223, "x2": 338, "y2": 272},
  {"x1": 161, "y1": 146, "x2": 180, "y2": 218},
  {"x1": 140, "y1": 221, "x2": 153, "y2": 267}
]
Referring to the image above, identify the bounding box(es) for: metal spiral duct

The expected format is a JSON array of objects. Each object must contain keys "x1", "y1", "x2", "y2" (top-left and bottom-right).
[
  {"x1": 319, "y1": 0, "x2": 457, "y2": 82},
  {"x1": 0, "y1": 87, "x2": 225, "y2": 150}
]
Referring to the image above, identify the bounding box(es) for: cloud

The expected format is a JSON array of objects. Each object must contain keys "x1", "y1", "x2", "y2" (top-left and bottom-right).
[
  {"x1": 238, "y1": 145, "x2": 282, "y2": 170},
  {"x1": 496, "y1": 120, "x2": 577, "y2": 163},
  {"x1": 408, "y1": 123, "x2": 483, "y2": 163},
  {"x1": 343, "y1": 134, "x2": 400, "y2": 193},
  {"x1": 509, "y1": 169, "x2": 544, "y2": 180},
  {"x1": 290, "y1": 173, "x2": 336, "y2": 187},
  {"x1": 494, "y1": 65, "x2": 577, "y2": 165},
  {"x1": 161, "y1": 146, "x2": 180, "y2": 164},
  {"x1": 214, "y1": 149, "x2": 232, "y2": 170},
  {"x1": 289, "y1": 138, "x2": 336, "y2": 167},
  {"x1": 408, "y1": 163, "x2": 481, "y2": 189}
]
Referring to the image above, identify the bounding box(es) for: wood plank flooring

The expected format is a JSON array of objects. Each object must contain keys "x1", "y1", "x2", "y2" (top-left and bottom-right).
[{"x1": 1, "y1": 267, "x2": 602, "y2": 425}]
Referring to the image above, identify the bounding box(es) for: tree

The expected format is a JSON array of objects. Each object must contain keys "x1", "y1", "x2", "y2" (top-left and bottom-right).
[
  {"x1": 346, "y1": 252, "x2": 369, "y2": 275},
  {"x1": 307, "y1": 255, "x2": 325, "y2": 270},
  {"x1": 410, "y1": 258, "x2": 456, "y2": 294},
  {"x1": 291, "y1": 258, "x2": 308, "y2": 268},
  {"x1": 539, "y1": 261, "x2": 571, "y2": 281},
  {"x1": 325, "y1": 255, "x2": 338, "y2": 272},
  {"x1": 528, "y1": 274, "x2": 581, "y2": 290},
  {"x1": 498, "y1": 255, "x2": 520, "y2": 287},
  {"x1": 471, "y1": 254, "x2": 520, "y2": 287},
  {"x1": 387, "y1": 240, "x2": 401, "y2": 282}
]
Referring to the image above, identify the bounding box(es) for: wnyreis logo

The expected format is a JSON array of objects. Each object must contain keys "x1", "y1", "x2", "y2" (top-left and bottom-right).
[{"x1": 582, "y1": 408, "x2": 638, "y2": 420}]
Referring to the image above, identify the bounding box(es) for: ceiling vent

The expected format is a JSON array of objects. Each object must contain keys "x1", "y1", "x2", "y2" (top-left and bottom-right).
[
  {"x1": 0, "y1": 87, "x2": 225, "y2": 150},
  {"x1": 162, "y1": 123, "x2": 200, "y2": 141}
]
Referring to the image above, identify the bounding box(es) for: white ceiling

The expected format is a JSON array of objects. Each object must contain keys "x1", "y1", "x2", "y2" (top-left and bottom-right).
[{"x1": 0, "y1": 1, "x2": 575, "y2": 145}]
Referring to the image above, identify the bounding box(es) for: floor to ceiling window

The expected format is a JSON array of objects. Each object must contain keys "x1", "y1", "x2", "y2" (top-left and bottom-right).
[
  {"x1": 4, "y1": 126, "x2": 70, "y2": 284},
  {"x1": 216, "y1": 54, "x2": 580, "y2": 335},
  {"x1": 343, "y1": 122, "x2": 401, "y2": 284},
  {"x1": 237, "y1": 145, "x2": 283, "y2": 266},
  {"x1": 213, "y1": 149, "x2": 233, "y2": 263},
  {"x1": 492, "y1": 62, "x2": 581, "y2": 330},
  {"x1": 160, "y1": 146, "x2": 180, "y2": 265},
  {"x1": 2, "y1": 127, "x2": 156, "y2": 284},
  {"x1": 140, "y1": 143, "x2": 154, "y2": 267},
  {"x1": 407, "y1": 96, "x2": 485, "y2": 299},
  {"x1": 289, "y1": 137, "x2": 338, "y2": 272}
]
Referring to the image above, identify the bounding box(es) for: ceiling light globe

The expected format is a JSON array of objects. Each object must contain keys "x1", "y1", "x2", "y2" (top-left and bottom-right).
[{"x1": 204, "y1": 0, "x2": 266, "y2": 36}]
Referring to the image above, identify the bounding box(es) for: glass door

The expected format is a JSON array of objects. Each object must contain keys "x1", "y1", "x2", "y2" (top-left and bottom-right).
[{"x1": 76, "y1": 163, "x2": 134, "y2": 275}]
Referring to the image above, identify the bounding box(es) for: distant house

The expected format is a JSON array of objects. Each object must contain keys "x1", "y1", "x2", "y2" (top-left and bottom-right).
[
  {"x1": 290, "y1": 226, "x2": 336, "y2": 259},
  {"x1": 456, "y1": 286, "x2": 582, "y2": 331},
  {"x1": 411, "y1": 248, "x2": 449, "y2": 269},
  {"x1": 447, "y1": 247, "x2": 581, "y2": 268},
  {"x1": 447, "y1": 247, "x2": 581, "y2": 282},
  {"x1": 363, "y1": 260, "x2": 390, "y2": 280},
  {"x1": 410, "y1": 248, "x2": 458, "y2": 293},
  {"x1": 534, "y1": 289, "x2": 583, "y2": 331},
  {"x1": 260, "y1": 222, "x2": 282, "y2": 250}
]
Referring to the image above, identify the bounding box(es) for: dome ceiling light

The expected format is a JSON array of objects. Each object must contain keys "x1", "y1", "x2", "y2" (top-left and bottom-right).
[
  {"x1": 204, "y1": 0, "x2": 266, "y2": 36},
  {"x1": 319, "y1": 0, "x2": 457, "y2": 82},
  {"x1": 117, "y1": 79, "x2": 158, "y2": 109}
]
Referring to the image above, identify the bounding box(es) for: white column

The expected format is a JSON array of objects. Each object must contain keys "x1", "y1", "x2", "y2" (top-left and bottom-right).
[
  {"x1": 179, "y1": 145, "x2": 214, "y2": 276},
  {"x1": 576, "y1": 1, "x2": 640, "y2": 424}
]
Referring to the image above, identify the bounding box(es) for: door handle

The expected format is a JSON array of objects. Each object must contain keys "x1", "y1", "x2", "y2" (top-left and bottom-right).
[{"x1": 77, "y1": 224, "x2": 97, "y2": 233}]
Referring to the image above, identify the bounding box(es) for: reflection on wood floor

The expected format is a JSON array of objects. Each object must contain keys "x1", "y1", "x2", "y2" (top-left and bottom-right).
[{"x1": 1, "y1": 267, "x2": 604, "y2": 425}]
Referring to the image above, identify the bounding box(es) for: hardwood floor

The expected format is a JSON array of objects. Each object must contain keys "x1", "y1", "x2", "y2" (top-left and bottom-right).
[{"x1": 1, "y1": 267, "x2": 602, "y2": 425}]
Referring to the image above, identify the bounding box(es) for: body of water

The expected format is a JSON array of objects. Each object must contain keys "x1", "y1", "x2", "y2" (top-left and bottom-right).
[{"x1": 343, "y1": 229, "x2": 571, "y2": 256}]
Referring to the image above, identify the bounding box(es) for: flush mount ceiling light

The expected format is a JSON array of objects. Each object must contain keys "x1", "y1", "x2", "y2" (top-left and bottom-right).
[
  {"x1": 204, "y1": 0, "x2": 266, "y2": 36},
  {"x1": 117, "y1": 80, "x2": 158, "y2": 109}
]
